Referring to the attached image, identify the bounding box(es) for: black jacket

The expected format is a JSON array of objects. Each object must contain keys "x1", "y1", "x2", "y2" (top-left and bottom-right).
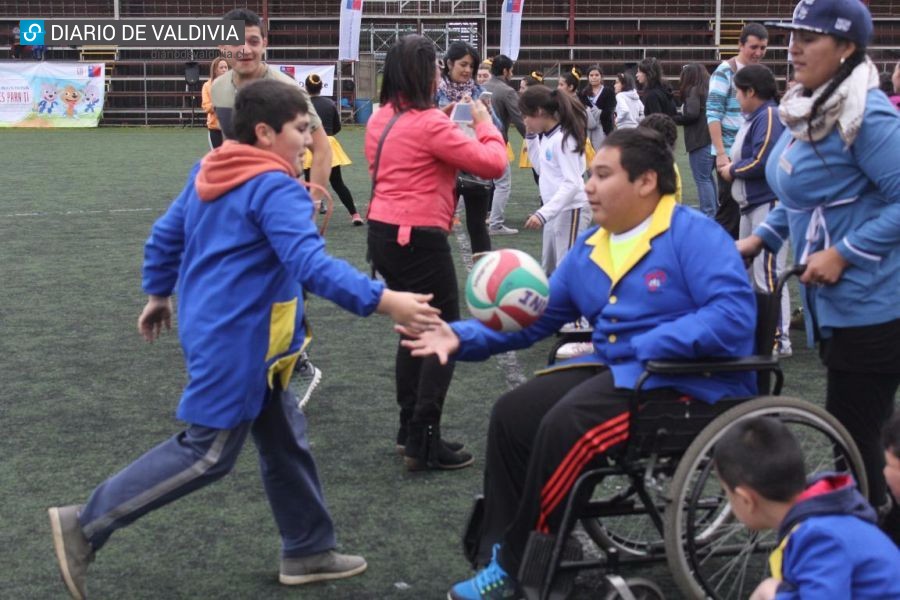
[
  {"x1": 641, "y1": 85, "x2": 676, "y2": 117},
  {"x1": 310, "y1": 95, "x2": 340, "y2": 137},
  {"x1": 587, "y1": 84, "x2": 616, "y2": 135},
  {"x1": 673, "y1": 87, "x2": 711, "y2": 153}
]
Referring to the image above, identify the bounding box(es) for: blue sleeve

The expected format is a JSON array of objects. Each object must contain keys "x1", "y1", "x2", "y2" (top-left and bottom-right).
[
  {"x1": 706, "y1": 65, "x2": 730, "y2": 124},
  {"x1": 450, "y1": 253, "x2": 584, "y2": 361},
  {"x1": 251, "y1": 175, "x2": 384, "y2": 315},
  {"x1": 630, "y1": 215, "x2": 756, "y2": 361},
  {"x1": 778, "y1": 524, "x2": 852, "y2": 599},
  {"x1": 836, "y1": 93, "x2": 900, "y2": 269},
  {"x1": 142, "y1": 169, "x2": 192, "y2": 296},
  {"x1": 731, "y1": 107, "x2": 782, "y2": 181}
]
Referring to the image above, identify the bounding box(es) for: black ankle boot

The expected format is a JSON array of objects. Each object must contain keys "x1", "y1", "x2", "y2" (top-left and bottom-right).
[
  {"x1": 404, "y1": 424, "x2": 474, "y2": 471},
  {"x1": 396, "y1": 424, "x2": 464, "y2": 455}
]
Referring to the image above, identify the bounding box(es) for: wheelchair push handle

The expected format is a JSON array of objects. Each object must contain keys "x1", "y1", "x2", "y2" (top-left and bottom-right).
[{"x1": 775, "y1": 264, "x2": 806, "y2": 298}]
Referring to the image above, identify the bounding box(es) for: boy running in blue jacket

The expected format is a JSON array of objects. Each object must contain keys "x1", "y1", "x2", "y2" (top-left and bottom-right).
[
  {"x1": 714, "y1": 417, "x2": 900, "y2": 600},
  {"x1": 47, "y1": 79, "x2": 440, "y2": 600}
]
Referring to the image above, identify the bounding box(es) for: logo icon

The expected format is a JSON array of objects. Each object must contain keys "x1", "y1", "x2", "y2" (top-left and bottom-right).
[
  {"x1": 20, "y1": 20, "x2": 45, "y2": 45},
  {"x1": 644, "y1": 269, "x2": 668, "y2": 293}
]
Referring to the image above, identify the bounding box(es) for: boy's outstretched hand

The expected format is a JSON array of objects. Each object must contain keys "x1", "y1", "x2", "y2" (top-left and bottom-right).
[
  {"x1": 376, "y1": 290, "x2": 441, "y2": 332},
  {"x1": 395, "y1": 320, "x2": 460, "y2": 365},
  {"x1": 138, "y1": 295, "x2": 173, "y2": 342}
]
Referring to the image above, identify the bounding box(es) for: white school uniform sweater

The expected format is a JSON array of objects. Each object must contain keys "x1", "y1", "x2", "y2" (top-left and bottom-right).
[{"x1": 526, "y1": 125, "x2": 590, "y2": 225}]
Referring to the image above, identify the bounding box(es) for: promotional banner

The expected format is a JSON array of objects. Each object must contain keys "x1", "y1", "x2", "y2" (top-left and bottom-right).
[
  {"x1": 500, "y1": 0, "x2": 525, "y2": 61},
  {"x1": 0, "y1": 61, "x2": 105, "y2": 127},
  {"x1": 338, "y1": 0, "x2": 364, "y2": 61},
  {"x1": 270, "y1": 64, "x2": 337, "y2": 97}
]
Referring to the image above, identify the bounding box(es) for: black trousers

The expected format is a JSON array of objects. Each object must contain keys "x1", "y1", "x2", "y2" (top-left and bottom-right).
[
  {"x1": 367, "y1": 220, "x2": 461, "y2": 430},
  {"x1": 457, "y1": 185, "x2": 492, "y2": 254},
  {"x1": 478, "y1": 367, "x2": 706, "y2": 574},
  {"x1": 303, "y1": 166, "x2": 358, "y2": 216},
  {"x1": 820, "y1": 319, "x2": 900, "y2": 507},
  {"x1": 715, "y1": 171, "x2": 740, "y2": 239},
  {"x1": 207, "y1": 128, "x2": 224, "y2": 150}
]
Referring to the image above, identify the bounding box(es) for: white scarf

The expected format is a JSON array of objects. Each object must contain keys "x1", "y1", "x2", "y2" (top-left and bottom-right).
[{"x1": 778, "y1": 57, "x2": 879, "y2": 148}]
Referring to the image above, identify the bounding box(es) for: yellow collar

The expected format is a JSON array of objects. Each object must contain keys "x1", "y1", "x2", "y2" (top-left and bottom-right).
[{"x1": 585, "y1": 195, "x2": 677, "y2": 287}]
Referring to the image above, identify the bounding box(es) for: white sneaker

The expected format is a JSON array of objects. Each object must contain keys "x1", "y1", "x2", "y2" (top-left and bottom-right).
[
  {"x1": 555, "y1": 342, "x2": 594, "y2": 360},
  {"x1": 294, "y1": 355, "x2": 322, "y2": 409},
  {"x1": 489, "y1": 225, "x2": 519, "y2": 236}
]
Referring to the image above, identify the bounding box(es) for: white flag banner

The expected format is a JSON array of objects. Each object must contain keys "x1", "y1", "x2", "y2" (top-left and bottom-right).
[
  {"x1": 269, "y1": 64, "x2": 337, "y2": 97},
  {"x1": 339, "y1": 0, "x2": 364, "y2": 61},
  {"x1": 500, "y1": 0, "x2": 525, "y2": 61}
]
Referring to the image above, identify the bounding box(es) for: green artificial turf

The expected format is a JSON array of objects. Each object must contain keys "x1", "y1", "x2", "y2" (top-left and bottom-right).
[{"x1": 0, "y1": 125, "x2": 826, "y2": 599}]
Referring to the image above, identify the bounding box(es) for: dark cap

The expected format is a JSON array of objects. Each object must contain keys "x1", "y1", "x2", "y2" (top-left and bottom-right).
[{"x1": 765, "y1": 0, "x2": 873, "y2": 47}]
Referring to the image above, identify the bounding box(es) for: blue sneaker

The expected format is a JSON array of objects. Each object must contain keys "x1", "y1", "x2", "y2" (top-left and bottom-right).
[{"x1": 447, "y1": 545, "x2": 518, "y2": 600}]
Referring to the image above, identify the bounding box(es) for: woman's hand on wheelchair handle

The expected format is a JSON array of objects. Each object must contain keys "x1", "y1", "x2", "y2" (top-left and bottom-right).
[{"x1": 800, "y1": 246, "x2": 849, "y2": 286}]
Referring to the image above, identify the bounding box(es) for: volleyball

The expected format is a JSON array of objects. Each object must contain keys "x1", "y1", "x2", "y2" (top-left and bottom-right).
[{"x1": 465, "y1": 249, "x2": 550, "y2": 332}]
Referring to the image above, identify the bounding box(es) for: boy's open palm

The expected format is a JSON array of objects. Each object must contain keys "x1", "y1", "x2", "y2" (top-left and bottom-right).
[
  {"x1": 138, "y1": 295, "x2": 173, "y2": 342},
  {"x1": 396, "y1": 320, "x2": 459, "y2": 365}
]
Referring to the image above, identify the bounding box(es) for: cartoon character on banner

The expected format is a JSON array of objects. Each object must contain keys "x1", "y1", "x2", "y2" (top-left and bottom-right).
[
  {"x1": 36, "y1": 83, "x2": 59, "y2": 114},
  {"x1": 82, "y1": 84, "x2": 101, "y2": 113},
  {"x1": 62, "y1": 85, "x2": 83, "y2": 118}
]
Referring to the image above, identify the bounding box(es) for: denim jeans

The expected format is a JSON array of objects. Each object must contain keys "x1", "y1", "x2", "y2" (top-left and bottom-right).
[{"x1": 688, "y1": 147, "x2": 717, "y2": 218}]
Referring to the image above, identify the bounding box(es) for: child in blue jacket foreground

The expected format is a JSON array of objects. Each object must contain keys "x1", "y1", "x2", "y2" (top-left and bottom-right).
[
  {"x1": 714, "y1": 417, "x2": 900, "y2": 600},
  {"x1": 47, "y1": 79, "x2": 440, "y2": 600}
]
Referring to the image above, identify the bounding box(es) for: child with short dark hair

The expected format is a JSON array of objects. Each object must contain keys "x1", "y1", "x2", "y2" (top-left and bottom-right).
[
  {"x1": 638, "y1": 113, "x2": 683, "y2": 203},
  {"x1": 881, "y1": 412, "x2": 900, "y2": 543},
  {"x1": 47, "y1": 78, "x2": 440, "y2": 600},
  {"x1": 884, "y1": 412, "x2": 900, "y2": 502},
  {"x1": 714, "y1": 417, "x2": 900, "y2": 600}
]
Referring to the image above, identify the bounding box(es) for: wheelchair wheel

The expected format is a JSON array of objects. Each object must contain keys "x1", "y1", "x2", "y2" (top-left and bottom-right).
[
  {"x1": 603, "y1": 576, "x2": 666, "y2": 600},
  {"x1": 664, "y1": 396, "x2": 866, "y2": 600},
  {"x1": 580, "y1": 471, "x2": 671, "y2": 557}
]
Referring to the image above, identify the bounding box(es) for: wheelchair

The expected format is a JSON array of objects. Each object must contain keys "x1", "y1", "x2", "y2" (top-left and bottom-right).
[{"x1": 463, "y1": 266, "x2": 867, "y2": 600}]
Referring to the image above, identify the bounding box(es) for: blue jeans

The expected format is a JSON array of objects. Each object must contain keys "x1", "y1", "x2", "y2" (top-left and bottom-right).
[
  {"x1": 688, "y1": 147, "x2": 717, "y2": 218},
  {"x1": 78, "y1": 385, "x2": 336, "y2": 558}
]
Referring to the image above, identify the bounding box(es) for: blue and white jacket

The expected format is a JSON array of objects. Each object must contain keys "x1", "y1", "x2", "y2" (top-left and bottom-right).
[
  {"x1": 770, "y1": 473, "x2": 900, "y2": 600},
  {"x1": 756, "y1": 90, "x2": 900, "y2": 342},
  {"x1": 452, "y1": 197, "x2": 757, "y2": 403},
  {"x1": 143, "y1": 159, "x2": 384, "y2": 429},
  {"x1": 729, "y1": 99, "x2": 784, "y2": 212}
]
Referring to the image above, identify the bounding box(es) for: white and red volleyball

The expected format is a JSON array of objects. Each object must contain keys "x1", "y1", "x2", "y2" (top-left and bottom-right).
[{"x1": 465, "y1": 249, "x2": 550, "y2": 332}]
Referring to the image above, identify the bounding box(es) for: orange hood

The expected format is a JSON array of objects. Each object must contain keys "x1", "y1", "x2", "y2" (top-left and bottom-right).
[{"x1": 195, "y1": 140, "x2": 298, "y2": 202}]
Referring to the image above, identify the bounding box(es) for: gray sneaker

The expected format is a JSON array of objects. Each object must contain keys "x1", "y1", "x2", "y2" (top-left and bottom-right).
[
  {"x1": 48, "y1": 505, "x2": 94, "y2": 600},
  {"x1": 293, "y1": 354, "x2": 322, "y2": 410},
  {"x1": 489, "y1": 225, "x2": 519, "y2": 236},
  {"x1": 279, "y1": 550, "x2": 367, "y2": 585}
]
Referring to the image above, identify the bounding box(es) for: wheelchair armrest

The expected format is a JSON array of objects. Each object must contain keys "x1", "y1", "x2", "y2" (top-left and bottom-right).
[{"x1": 644, "y1": 355, "x2": 780, "y2": 375}]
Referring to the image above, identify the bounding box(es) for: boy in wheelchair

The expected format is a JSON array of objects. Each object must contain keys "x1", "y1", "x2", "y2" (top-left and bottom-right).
[
  {"x1": 398, "y1": 128, "x2": 758, "y2": 599},
  {"x1": 714, "y1": 417, "x2": 900, "y2": 600}
]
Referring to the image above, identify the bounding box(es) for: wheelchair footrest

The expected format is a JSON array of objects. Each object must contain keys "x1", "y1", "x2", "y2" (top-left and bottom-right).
[{"x1": 519, "y1": 531, "x2": 583, "y2": 600}]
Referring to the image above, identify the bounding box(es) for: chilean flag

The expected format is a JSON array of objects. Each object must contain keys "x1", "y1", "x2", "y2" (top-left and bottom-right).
[
  {"x1": 500, "y1": 0, "x2": 525, "y2": 60},
  {"x1": 339, "y1": 0, "x2": 364, "y2": 61}
]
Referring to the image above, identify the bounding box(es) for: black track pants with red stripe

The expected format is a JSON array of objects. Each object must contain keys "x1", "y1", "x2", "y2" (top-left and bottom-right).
[{"x1": 477, "y1": 366, "x2": 681, "y2": 574}]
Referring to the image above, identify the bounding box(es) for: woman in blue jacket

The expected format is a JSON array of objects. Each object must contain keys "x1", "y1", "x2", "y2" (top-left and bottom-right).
[{"x1": 738, "y1": 0, "x2": 900, "y2": 537}]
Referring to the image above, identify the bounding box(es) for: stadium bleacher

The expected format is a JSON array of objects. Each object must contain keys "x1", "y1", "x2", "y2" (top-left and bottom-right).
[{"x1": 1, "y1": 0, "x2": 898, "y2": 125}]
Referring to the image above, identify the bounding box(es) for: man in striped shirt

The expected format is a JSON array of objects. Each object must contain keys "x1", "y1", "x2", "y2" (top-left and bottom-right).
[{"x1": 707, "y1": 22, "x2": 768, "y2": 238}]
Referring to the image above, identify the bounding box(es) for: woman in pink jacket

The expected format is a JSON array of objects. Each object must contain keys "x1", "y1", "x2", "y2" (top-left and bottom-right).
[{"x1": 365, "y1": 34, "x2": 507, "y2": 471}]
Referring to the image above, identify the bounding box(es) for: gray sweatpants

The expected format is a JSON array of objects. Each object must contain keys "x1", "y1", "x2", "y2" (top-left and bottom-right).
[
  {"x1": 541, "y1": 206, "x2": 592, "y2": 275},
  {"x1": 740, "y1": 201, "x2": 791, "y2": 352}
]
